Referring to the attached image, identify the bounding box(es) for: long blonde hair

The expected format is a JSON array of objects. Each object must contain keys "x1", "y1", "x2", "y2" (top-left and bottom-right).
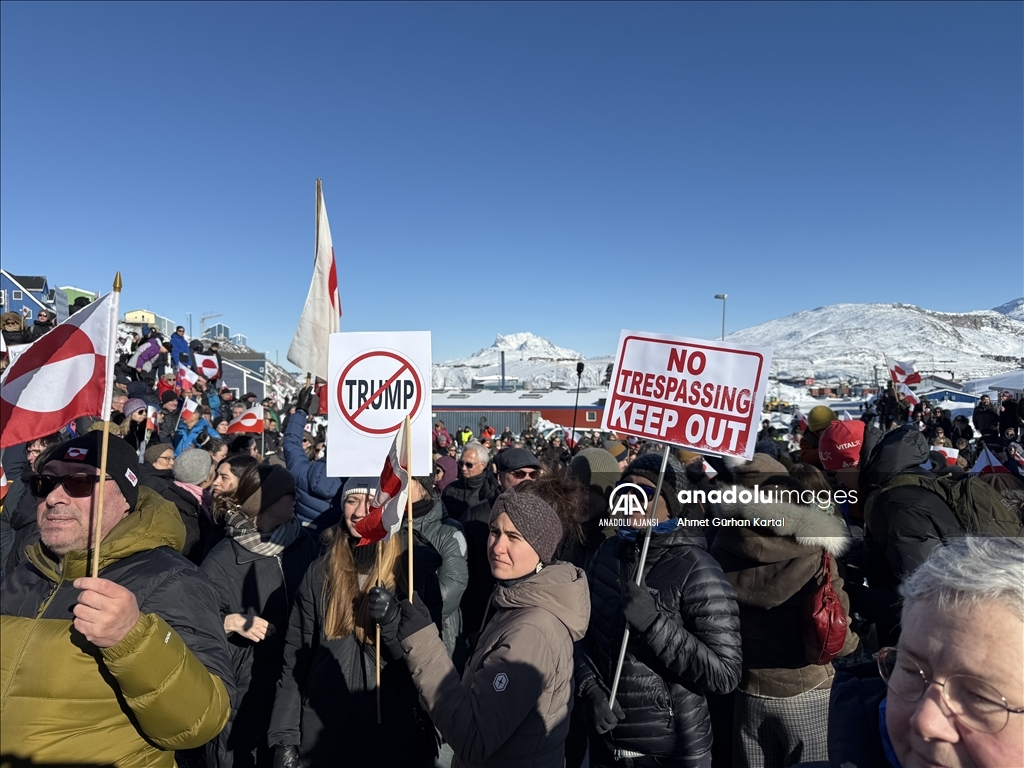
[{"x1": 321, "y1": 525, "x2": 404, "y2": 643}]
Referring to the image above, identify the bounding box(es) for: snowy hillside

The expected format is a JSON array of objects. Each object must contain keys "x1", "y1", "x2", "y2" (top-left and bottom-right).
[
  {"x1": 434, "y1": 332, "x2": 611, "y2": 389},
  {"x1": 726, "y1": 303, "x2": 1024, "y2": 382},
  {"x1": 993, "y1": 297, "x2": 1024, "y2": 322}
]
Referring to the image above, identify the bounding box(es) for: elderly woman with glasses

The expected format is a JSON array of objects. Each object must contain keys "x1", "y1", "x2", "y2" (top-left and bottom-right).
[{"x1": 831, "y1": 536, "x2": 1024, "y2": 768}]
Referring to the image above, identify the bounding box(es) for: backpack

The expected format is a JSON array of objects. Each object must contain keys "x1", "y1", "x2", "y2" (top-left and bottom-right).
[{"x1": 883, "y1": 473, "x2": 1022, "y2": 538}]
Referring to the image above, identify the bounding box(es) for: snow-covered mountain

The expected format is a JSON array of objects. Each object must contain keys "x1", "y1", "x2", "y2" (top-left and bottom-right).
[
  {"x1": 433, "y1": 332, "x2": 611, "y2": 389},
  {"x1": 726, "y1": 302, "x2": 1024, "y2": 382},
  {"x1": 433, "y1": 300, "x2": 1024, "y2": 391},
  {"x1": 993, "y1": 297, "x2": 1024, "y2": 323}
]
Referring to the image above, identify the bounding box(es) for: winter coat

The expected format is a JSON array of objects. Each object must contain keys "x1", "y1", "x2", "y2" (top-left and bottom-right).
[
  {"x1": 412, "y1": 496, "x2": 469, "y2": 656},
  {"x1": 579, "y1": 527, "x2": 742, "y2": 762},
  {"x1": 132, "y1": 337, "x2": 163, "y2": 371},
  {"x1": 200, "y1": 527, "x2": 320, "y2": 768},
  {"x1": 267, "y1": 553, "x2": 438, "y2": 767},
  {"x1": 950, "y1": 422, "x2": 974, "y2": 444},
  {"x1": 972, "y1": 402, "x2": 999, "y2": 437},
  {"x1": 0, "y1": 487, "x2": 234, "y2": 767},
  {"x1": 173, "y1": 417, "x2": 216, "y2": 456},
  {"x1": 442, "y1": 472, "x2": 501, "y2": 637},
  {"x1": 159, "y1": 481, "x2": 210, "y2": 564},
  {"x1": 170, "y1": 333, "x2": 191, "y2": 367},
  {"x1": 861, "y1": 426, "x2": 963, "y2": 591},
  {"x1": 2, "y1": 473, "x2": 41, "y2": 576},
  {"x1": 1000, "y1": 398, "x2": 1020, "y2": 435},
  {"x1": 159, "y1": 405, "x2": 179, "y2": 442},
  {"x1": 401, "y1": 561, "x2": 590, "y2": 768},
  {"x1": 798, "y1": 431, "x2": 824, "y2": 468},
  {"x1": 282, "y1": 409, "x2": 342, "y2": 532},
  {"x1": 826, "y1": 663, "x2": 890, "y2": 768},
  {"x1": 709, "y1": 502, "x2": 859, "y2": 698}
]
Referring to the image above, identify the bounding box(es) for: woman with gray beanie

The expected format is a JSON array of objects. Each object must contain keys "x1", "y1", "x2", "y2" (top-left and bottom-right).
[{"x1": 369, "y1": 485, "x2": 591, "y2": 767}]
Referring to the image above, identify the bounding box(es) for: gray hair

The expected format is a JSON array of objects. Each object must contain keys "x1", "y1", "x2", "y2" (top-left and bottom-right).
[
  {"x1": 462, "y1": 441, "x2": 490, "y2": 464},
  {"x1": 899, "y1": 537, "x2": 1024, "y2": 621}
]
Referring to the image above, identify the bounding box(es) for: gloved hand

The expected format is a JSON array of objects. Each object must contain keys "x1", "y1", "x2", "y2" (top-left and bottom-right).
[
  {"x1": 621, "y1": 579, "x2": 660, "y2": 634},
  {"x1": 368, "y1": 586, "x2": 400, "y2": 633},
  {"x1": 295, "y1": 386, "x2": 318, "y2": 416},
  {"x1": 272, "y1": 745, "x2": 303, "y2": 768},
  {"x1": 396, "y1": 592, "x2": 435, "y2": 642},
  {"x1": 580, "y1": 676, "x2": 625, "y2": 734}
]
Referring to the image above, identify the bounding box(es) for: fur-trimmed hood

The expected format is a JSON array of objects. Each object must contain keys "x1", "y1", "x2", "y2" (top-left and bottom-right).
[{"x1": 716, "y1": 501, "x2": 851, "y2": 559}]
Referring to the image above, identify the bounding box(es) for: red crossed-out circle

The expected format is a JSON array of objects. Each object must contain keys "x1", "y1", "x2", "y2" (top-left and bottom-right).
[{"x1": 336, "y1": 350, "x2": 422, "y2": 436}]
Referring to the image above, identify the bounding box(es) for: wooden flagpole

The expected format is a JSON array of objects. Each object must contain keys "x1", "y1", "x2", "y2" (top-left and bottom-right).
[
  {"x1": 406, "y1": 415, "x2": 414, "y2": 601},
  {"x1": 91, "y1": 272, "x2": 122, "y2": 579},
  {"x1": 375, "y1": 539, "x2": 382, "y2": 724}
]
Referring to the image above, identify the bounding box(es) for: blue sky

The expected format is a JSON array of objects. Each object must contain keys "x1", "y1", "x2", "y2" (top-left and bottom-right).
[{"x1": 2, "y1": 2, "x2": 1020, "y2": 364}]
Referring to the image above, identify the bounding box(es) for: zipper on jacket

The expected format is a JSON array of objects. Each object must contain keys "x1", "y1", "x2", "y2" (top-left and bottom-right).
[{"x1": 37, "y1": 572, "x2": 66, "y2": 618}]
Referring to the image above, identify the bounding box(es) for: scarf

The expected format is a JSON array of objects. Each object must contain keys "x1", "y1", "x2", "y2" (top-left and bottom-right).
[
  {"x1": 174, "y1": 481, "x2": 213, "y2": 521},
  {"x1": 224, "y1": 508, "x2": 302, "y2": 557},
  {"x1": 615, "y1": 517, "x2": 681, "y2": 542}
]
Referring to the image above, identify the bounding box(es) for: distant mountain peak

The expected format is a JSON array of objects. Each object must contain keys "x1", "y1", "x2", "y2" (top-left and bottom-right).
[
  {"x1": 456, "y1": 332, "x2": 583, "y2": 363},
  {"x1": 993, "y1": 297, "x2": 1024, "y2": 322}
]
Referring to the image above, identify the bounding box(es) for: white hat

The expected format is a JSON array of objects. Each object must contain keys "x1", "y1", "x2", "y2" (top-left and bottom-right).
[{"x1": 342, "y1": 477, "x2": 377, "y2": 498}]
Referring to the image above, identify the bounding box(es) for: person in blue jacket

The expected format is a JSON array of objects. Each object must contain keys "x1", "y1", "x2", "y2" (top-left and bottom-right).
[
  {"x1": 174, "y1": 409, "x2": 217, "y2": 456},
  {"x1": 283, "y1": 387, "x2": 342, "y2": 534},
  {"x1": 170, "y1": 325, "x2": 192, "y2": 367}
]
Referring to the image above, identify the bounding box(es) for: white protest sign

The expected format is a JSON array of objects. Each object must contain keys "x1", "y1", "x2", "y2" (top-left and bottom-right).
[
  {"x1": 602, "y1": 331, "x2": 773, "y2": 460},
  {"x1": 327, "y1": 331, "x2": 431, "y2": 477}
]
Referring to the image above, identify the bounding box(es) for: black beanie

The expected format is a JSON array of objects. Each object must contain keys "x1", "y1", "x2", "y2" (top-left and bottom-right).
[
  {"x1": 621, "y1": 451, "x2": 690, "y2": 518},
  {"x1": 40, "y1": 432, "x2": 141, "y2": 509}
]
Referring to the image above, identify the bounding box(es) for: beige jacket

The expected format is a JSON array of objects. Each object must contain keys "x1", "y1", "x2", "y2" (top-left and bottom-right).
[{"x1": 402, "y1": 561, "x2": 590, "y2": 768}]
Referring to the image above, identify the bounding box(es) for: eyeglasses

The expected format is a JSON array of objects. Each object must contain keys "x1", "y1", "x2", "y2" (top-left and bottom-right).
[
  {"x1": 30, "y1": 473, "x2": 106, "y2": 498},
  {"x1": 459, "y1": 461, "x2": 478, "y2": 468},
  {"x1": 155, "y1": 454, "x2": 174, "y2": 464},
  {"x1": 876, "y1": 647, "x2": 1024, "y2": 734},
  {"x1": 507, "y1": 469, "x2": 538, "y2": 480}
]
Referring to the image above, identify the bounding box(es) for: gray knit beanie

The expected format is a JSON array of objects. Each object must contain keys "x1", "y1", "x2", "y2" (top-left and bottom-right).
[
  {"x1": 568, "y1": 448, "x2": 621, "y2": 498},
  {"x1": 174, "y1": 448, "x2": 213, "y2": 485},
  {"x1": 490, "y1": 487, "x2": 563, "y2": 564}
]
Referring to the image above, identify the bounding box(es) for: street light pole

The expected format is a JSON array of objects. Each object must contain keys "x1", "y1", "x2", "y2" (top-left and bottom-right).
[{"x1": 714, "y1": 294, "x2": 727, "y2": 340}]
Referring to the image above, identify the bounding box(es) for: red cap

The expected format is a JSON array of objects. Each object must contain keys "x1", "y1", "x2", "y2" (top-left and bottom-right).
[{"x1": 818, "y1": 420, "x2": 865, "y2": 471}]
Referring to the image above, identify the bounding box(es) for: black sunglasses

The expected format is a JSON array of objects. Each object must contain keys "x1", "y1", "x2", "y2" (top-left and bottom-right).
[
  {"x1": 30, "y1": 473, "x2": 106, "y2": 498},
  {"x1": 459, "y1": 461, "x2": 477, "y2": 468},
  {"x1": 508, "y1": 469, "x2": 539, "y2": 480}
]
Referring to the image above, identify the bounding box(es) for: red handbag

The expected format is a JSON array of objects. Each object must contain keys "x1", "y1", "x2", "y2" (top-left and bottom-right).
[{"x1": 801, "y1": 550, "x2": 848, "y2": 665}]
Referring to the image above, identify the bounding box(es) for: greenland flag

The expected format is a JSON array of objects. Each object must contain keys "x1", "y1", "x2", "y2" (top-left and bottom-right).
[
  {"x1": 354, "y1": 419, "x2": 410, "y2": 545},
  {"x1": 287, "y1": 181, "x2": 341, "y2": 381},
  {"x1": 226, "y1": 404, "x2": 264, "y2": 434},
  {"x1": 0, "y1": 290, "x2": 119, "y2": 449},
  {"x1": 145, "y1": 405, "x2": 160, "y2": 431},
  {"x1": 177, "y1": 362, "x2": 199, "y2": 392},
  {"x1": 887, "y1": 358, "x2": 922, "y2": 385},
  {"x1": 896, "y1": 382, "x2": 920, "y2": 407},
  {"x1": 181, "y1": 397, "x2": 200, "y2": 420},
  {"x1": 194, "y1": 353, "x2": 220, "y2": 380},
  {"x1": 971, "y1": 444, "x2": 1010, "y2": 475}
]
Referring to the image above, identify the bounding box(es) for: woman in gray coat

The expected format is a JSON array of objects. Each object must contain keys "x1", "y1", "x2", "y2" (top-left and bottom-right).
[{"x1": 371, "y1": 486, "x2": 590, "y2": 768}]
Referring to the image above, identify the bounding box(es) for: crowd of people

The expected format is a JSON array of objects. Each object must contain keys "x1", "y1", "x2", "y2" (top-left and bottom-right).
[{"x1": 1, "y1": 320, "x2": 1023, "y2": 768}]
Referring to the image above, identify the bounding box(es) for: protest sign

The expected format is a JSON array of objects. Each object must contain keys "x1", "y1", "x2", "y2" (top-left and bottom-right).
[
  {"x1": 602, "y1": 330, "x2": 772, "y2": 460},
  {"x1": 327, "y1": 331, "x2": 431, "y2": 476}
]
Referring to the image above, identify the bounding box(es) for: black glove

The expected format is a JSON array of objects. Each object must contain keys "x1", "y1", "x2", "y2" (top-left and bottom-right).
[
  {"x1": 396, "y1": 592, "x2": 435, "y2": 642},
  {"x1": 580, "y1": 676, "x2": 624, "y2": 734},
  {"x1": 295, "y1": 386, "x2": 318, "y2": 416},
  {"x1": 621, "y1": 579, "x2": 660, "y2": 634},
  {"x1": 368, "y1": 586, "x2": 400, "y2": 635},
  {"x1": 273, "y1": 745, "x2": 303, "y2": 768}
]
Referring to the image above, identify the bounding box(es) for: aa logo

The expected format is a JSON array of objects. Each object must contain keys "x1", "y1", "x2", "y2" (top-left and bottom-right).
[{"x1": 608, "y1": 483, "x2": 650, "y2": 516}]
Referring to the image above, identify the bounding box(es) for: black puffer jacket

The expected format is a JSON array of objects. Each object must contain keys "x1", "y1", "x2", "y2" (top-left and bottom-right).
[
  {"x1": 578, "y1": 527, "x2": 742, "y2": 762},
  {"x1": 200, "y1": 527, "x2": 321, "y2": 768}
]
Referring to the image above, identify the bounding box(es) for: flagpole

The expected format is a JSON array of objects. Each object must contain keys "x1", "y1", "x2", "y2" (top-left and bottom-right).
[
  {"x1": 375, "y1": 539, "x2": 382, "y2": 724},
  {"x1": 315, "y1": 178, "x2": 322, "y2": 264},
  {"x1": 91, "y1": 273, "x2": 122, "y2": 579},
  {"x1": 405, "y1": 415, "x2": 414, "y2": 601}
]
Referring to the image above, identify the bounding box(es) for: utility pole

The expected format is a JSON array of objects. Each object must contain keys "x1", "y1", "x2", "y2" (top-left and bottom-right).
[{"x1": 714, "y1": 294, "x2": 727, "y2": 340}]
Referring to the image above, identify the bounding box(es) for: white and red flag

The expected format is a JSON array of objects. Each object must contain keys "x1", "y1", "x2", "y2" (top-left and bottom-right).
[
  {"x1": 970, "y1": 444, "x2": 1010, "y2": 475},
  {"x1": 226, "y1": 404, "x2": 264, "y2": 434},
  {"x1": 933, "y1": 446, "x2": 959, "y2": 466},
  {"x1": 177, "y1": 362, "x2": 199, "y2": 392},
  {"x1": 896, "y1": 382, "x2": 919, "y2": 407},
  {"x1": 0, "y1": 290, "x2": 119, "y2": 449},
  {"x1": 287, "y1": 180, "x2": 341, "y2": 381},
  {"x1": 354, "y1": 419, "x2": 410, "y2": 546},
  {"x1": 887, "y1": 357, "x2": 922, "y2": 385},
  {"x1": 145, "y1": 405, "x2": 160, "y2": 432},
  {"x1": 181, "y1": 398, "x2": 200, "y2": 420},
  {"x1": 194, "y1": 353, "x2": 220, "y2": 380},
  {"x1": 0, "y1": 465, "x2": 8, "y2": 502}
]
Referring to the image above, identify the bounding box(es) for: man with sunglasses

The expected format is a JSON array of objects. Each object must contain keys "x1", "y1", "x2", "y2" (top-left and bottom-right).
[
  {"x1": 0, "y1": 431, "x2": 234, "y2": 766},
  {"x1": 494, "y1": 447, "x2": 542, "y2": 491}
]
